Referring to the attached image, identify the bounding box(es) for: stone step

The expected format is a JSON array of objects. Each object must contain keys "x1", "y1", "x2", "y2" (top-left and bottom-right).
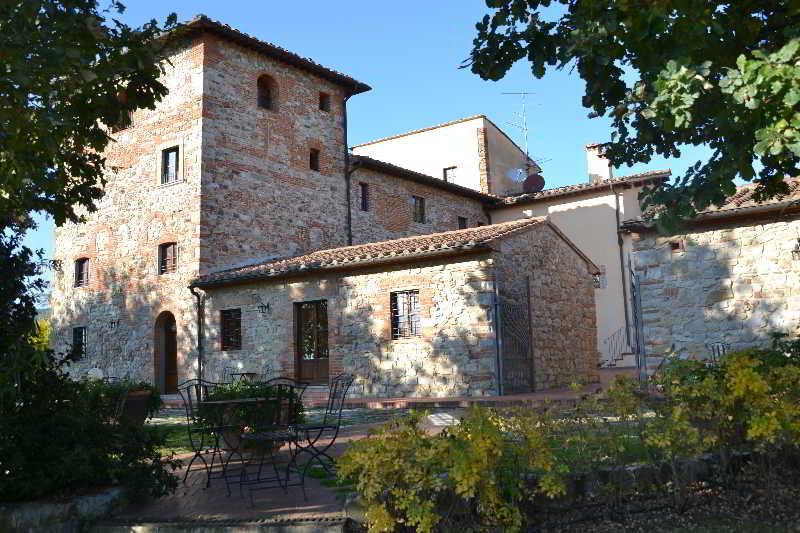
[{"x1": 92, "y1": 517, "x2": 348, "y2": 532}]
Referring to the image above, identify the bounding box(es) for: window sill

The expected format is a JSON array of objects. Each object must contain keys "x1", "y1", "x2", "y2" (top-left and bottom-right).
[{"x1": 157, "y1": 179, "x2": 185, "y2": 189}]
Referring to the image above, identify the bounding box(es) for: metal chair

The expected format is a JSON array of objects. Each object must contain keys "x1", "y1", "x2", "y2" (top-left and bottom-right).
[
  {"x1": 177, "y1": 379, "x2": 236, "y2": 487},
  {"x1": 291, "y1": 373, "x2": 354, "y2": 477},
  {"x1": 706, "y1": 341, "x2": 730, "y2": 365}
]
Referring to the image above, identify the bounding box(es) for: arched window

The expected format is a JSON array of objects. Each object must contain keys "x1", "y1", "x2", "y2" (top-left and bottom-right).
[{"x1": 257, "y1": 74, "x2": 277, "y2": 110}]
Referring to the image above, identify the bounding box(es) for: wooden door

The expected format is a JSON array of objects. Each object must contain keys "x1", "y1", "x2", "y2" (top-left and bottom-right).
[
  {"x1": 164, "y1": 315, "x2": 178, "y2": 394},
  {"x1": 295, "y1": 300, "x2": 329, "y2": 384}
]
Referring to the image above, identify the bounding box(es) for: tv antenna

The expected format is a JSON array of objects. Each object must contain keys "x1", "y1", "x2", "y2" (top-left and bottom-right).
[{"x1": 502, "y1": 91, "x2": 545, "y2": 193}]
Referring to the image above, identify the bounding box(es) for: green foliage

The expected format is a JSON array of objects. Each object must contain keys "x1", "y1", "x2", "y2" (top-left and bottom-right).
[
  {"x1": 198, "y1": 381, "x2": 305, "y2": 433},
  {"x1": 468, "y1": 1, "x2": 800, "y2": 226},
  {"x1": 0, "y1": 359, "x2": 180, "y2": 502}
]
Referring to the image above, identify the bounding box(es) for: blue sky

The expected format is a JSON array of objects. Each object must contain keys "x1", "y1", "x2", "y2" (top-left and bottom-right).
[{"x1": 24, "y1": 0, "x2": 708, "y2": 271}]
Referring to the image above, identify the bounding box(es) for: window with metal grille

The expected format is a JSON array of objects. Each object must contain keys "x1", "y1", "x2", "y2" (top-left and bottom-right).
[
  {"x1": 458, "y1": 216, "x2": 468, "y2": 229},
  {"x1": 391, "y1": 290, "x2": 420, "y2": 339},
  {"x1": 359, "y1": 182, "x2": 369, "y2": 211},
  {"x1": 443, "y1": 166, "x2": 457, "y2": 182},
  {"x1": 319, "y1": 92, "x2": 331, "y2": 111},
  {"x1": 71, "y1": 327, "x2": 87, "y2": 361},
  {"x1": 309, "y1": 148, "x2": 320, "y2": 171},
  {"x1": 74, "y1": 258, "x2": 89, "y2": 287},
  {"x1": 158, "y1": 242, "x2": 177, "y2": 274},
  {"x1": 411, "y1": 195, "x2": 425, "y2": 223},
  {"x1": 161, "y1": 146, "x2": 179, "y2": 184},
  {"x1": 257, "y1": 74, "x2": 276, "y2": 110},
  {"x1": 220, "y1": 309, "x2": 242, "y2": 351}
]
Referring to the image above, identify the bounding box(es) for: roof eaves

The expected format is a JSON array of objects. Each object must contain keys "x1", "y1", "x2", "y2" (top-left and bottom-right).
[
  {"x1": 353, "y1": 155, "x2": 500, "y2": 204},
  {"x1": 175, "y1": 15, "x2": 371, "y2": 95}
]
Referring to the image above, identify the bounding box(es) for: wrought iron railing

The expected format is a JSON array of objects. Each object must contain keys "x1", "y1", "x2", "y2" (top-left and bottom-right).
[{"x1": 601, "y1": 325, "x2": 639, "y2": 367}]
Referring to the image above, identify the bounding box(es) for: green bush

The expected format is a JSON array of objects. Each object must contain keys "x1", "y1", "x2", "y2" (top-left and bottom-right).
[
  {"x1": 0, "y1": 358, "x2": 180, "y2": 502},
  {"x1": 197, "y1": 380, "x2": 305, "y2": 433}
]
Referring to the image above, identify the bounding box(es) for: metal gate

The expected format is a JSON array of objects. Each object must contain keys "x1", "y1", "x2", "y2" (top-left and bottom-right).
[
  {"x1": 629, "y1": 265, "x2": 647, "y2": 383},
  {"x1": 500, "y1": 301, "x2": 534, "y2": 394}
]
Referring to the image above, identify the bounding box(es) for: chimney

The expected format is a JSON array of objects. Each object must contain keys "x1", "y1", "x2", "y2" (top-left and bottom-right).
[{"x1": 586, "y1": 143, "x2": 612, "y2": 184}]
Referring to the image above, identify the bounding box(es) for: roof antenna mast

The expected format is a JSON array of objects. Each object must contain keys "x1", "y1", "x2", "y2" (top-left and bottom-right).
[{"x1": 502, "y1": 91, "x2": 535, "y2": 170}]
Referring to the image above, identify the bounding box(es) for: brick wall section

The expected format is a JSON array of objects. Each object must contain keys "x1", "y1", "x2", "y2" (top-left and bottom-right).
[
  {"x1": 200, "y1": 256, "x2": 500, "y2": 398},
  {"x1": 494, "y1": 224, "x2": 600, "y2": 389},
  {"x1": 200, "y1": 35, "x2": 350, "y2": 273},
  {"x1": 350, "y1": 167, "x2": 489, "y2": 244},
  {"x1": 631, "y1": 218, "x2": 800, "y2": 359},
  {"x1": 51, "y1": 39, "x2": 206, "y2": 382}
]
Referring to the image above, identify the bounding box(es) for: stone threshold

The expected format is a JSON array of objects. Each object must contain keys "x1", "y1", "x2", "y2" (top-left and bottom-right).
[{"x1": 92, "y1": 515, "x2": 348, "y2": 532}]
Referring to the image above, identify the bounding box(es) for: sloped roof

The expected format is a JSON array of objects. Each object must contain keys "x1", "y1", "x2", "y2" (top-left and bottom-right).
[
  {"x1": 500, "y1": 169, "x2": 671, "y2": 207},
  {"x1": 193, "y1": 218, "x2": 554, "y2": 288},
  {"x1": 622, "y1": 178, "x2": 800, "y2": 231},
  {"x1": 174, "y1": 15, "x2": 371, "y2": 95},
  {"x1": 352, "y1": 155, "x2": 498, "y2": 203}
]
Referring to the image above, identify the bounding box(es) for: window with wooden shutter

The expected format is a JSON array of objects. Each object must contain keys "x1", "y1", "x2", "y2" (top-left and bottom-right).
[
  {"x1": 220, "y1": 309, "x2": 242, "y2": 351},
  {"x1": 71, "y1": 327, "x2": 87, "y2": 361},
  {"x1": 158, "y1": 242, "x2": 177, "y2": 274},
  {"x1": 74, "y1": 258, "x2": 89, "y2": 287}
]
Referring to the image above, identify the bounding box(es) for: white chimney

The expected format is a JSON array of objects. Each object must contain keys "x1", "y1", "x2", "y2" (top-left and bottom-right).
[{"x1": 586, "y1": 143, "x2": 612, "y2": 184}]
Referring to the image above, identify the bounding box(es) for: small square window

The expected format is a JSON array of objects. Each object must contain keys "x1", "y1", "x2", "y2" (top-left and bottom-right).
[
  {"x1": 412, "y1": 195, "x2": 425, "y2": 223},
  {"x1": 443, "y1": 166, "x2": 457, "y2": 182},
  {"x1": 161, "y1": 146, "x2": 179, "y2": 184},
  {"x1": 74, "y1": 258, "x2": 89, "y2": 287},
  {"x1": 359, "y1": 182, "x2": 369, "y2": 211},
  {"x1": 309, "y1": 148, "x2": 320, "y2": 171},
  {"x1": 319, "y1": 92, "x2": 331, "y2": 112},
  {"x1": 158, "y1": 242, "x2": 177, "y2": 274},
  {"x1": 220, "y1": 308, "x2": 242, "y2": 351},
  {"x1": 669, "y1": 240, "x2": 685, "y2": 253},
  {"x1": 457, "y1": 216, "x2": 468, "y2": 229},
  {"x1": 391, "y1": 290, "x2": 420, "y2": 339},
  {"x1": 71, "y1": 327, "x2": 87, "y2": 361}
]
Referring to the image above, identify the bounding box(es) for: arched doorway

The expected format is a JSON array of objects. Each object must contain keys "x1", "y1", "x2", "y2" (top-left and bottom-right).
[{"x1": 154, "y1": 311, "x2": 178, "y2": 394}]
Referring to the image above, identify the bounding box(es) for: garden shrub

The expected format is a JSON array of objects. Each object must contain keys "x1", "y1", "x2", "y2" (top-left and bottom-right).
[
  {"x1": 0, "y1": 357, "x2": 180, "y2": 503},
  {"x1": 198, "y1": 380, "x2": 305, "y2": 432}
]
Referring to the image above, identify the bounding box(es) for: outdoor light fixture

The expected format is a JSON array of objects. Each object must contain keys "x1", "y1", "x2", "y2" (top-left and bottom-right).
[
  {"x1": 257, "y1": 302, "x2": 270, "y2": 315},
  {"x1": 792, "y1": 239, "x2": 800, "y2": 261}
]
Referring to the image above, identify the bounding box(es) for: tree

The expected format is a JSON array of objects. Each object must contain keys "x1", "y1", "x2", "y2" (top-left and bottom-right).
[
  {"x1": 467, "y1": 1, "x2": 800, "y2": 224},
  {"x1": 0, "y1": 0, "x2": 176, "y2": 397}
]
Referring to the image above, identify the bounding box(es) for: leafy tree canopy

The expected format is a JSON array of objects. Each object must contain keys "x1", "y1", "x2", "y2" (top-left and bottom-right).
[
  {"x1": 468, "y1": 1, "x2": 800, "y2": 225},
  {"x1": 0, "y1": 0, "x2": 175, "y2": 397},
  {"x1": 0, "y1": 0, "x2": 176, "y2": 231}
]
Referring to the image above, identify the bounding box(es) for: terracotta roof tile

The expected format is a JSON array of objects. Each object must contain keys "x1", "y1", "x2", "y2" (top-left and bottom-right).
[
  {"x1": 177, "y1": 15, "x2": 371, "y2": 94},
  {"x1": 702, "y1": 177, "x2": 800, "y2": 214},
  {"x1": 193, "y1": 218, "x2": 547, "y2": 287},
  {"x1": 501, "y1": 169, "x2": 671, "y2": 206}
]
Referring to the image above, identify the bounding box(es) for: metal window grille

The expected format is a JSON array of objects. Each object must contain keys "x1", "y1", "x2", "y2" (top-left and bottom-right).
[
  {"x1": 71, "y1": 327, "x2": 87, "y2": 361},
  {"x1": 391, "y1": 290, "x2": 420, "y2": 339},
  {"x1": 158, "y1": 243, "x2": 177, "y2": 274},
  {"x1": 74, "y1": 258, "x2": 89, "y2": 287},
  {"x1": 161, "y1": 147, "x2": 179, "y2": 184},
  {"x1": 412, "y1": 196, "x2": 425, "y2": 223},
  {"x1": 458, "y1": 216, "x2": 468, "y2": 229},
  {"x1": 359, "y1": 182, "x2": 369, "y2": 211},
  {"x1": 220, "y1": 309, "x2": 242, "y2": 351}
]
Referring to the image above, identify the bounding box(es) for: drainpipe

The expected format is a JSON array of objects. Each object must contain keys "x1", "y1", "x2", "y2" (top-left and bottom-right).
[
  {"x1": 343, "y1": 93, "x2": 354, "y2": 245},
  {"x1": 190, "y1": 285, "x2": 204, "y2": 381},
  {"x1": 491, "y1": 265, "x2": 504, "y2": 396},
  {"x1": 611, "y1": 183, "x2": 632, "y2": 346}
]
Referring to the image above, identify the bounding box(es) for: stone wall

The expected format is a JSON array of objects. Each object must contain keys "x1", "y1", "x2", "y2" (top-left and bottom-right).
[
  {"x1": 200, "y1": 34, "x2": 351, "y2": 273},
  {"x1": 51, "y1": 39, "x2": 206, "y2": 383},
  {"x1": 494, "y1": 224, "x2": 600, "y2": 390},
  {"x1": 200, "y1": 255, "x2": 500, "y2": 398},
  {"x1": 631, "y1": 218, "x2": 800, "y2": 358},
  {"x1": 350, "y1": 167, "x2": 489, "y2": 244}
]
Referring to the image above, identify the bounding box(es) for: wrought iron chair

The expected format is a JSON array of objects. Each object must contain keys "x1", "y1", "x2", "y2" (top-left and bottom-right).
[
  {"x1": 291, "y1": 373, "x2": 355, "y2": 477},
  {"x1": 177, "y1": 379, "x2": 236, "y2": 487},
  {"x1": 221, "y1": 366, "x2": 234, "y2": 384},
  {"x1": 706, "y1": 341, "x2": 730, "y2": 365},
  {"x1": 238, "y1": 381, "x2": 308, "y2": 502}
]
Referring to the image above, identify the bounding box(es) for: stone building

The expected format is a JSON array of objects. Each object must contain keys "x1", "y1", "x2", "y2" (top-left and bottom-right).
[
  {"x1": 51, "y1": 15, "x2": 600, "y2": 397},
  {"x1": 191, "y1": 218, "x2": 599, "y2": 396},
  {"x1": 622, "y1": 179, "x2": 800, "y2": 365}
]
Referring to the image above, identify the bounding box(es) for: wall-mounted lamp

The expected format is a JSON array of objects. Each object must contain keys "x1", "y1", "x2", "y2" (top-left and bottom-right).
[
  {"x1": 792, "y1": 239, "x2": 800, "y2": 261},
  {"x1": 257, "y1": 302, "x2": 270, "y2": 315}
]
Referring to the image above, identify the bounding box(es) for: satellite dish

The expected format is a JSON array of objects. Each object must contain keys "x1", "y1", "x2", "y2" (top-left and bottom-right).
[
  {"x1": 523, "y1": 173, "x2": 545, "y2": 193},
  {"x1": 507, "y1": 168, "x2": 527, "y2": 182}
]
